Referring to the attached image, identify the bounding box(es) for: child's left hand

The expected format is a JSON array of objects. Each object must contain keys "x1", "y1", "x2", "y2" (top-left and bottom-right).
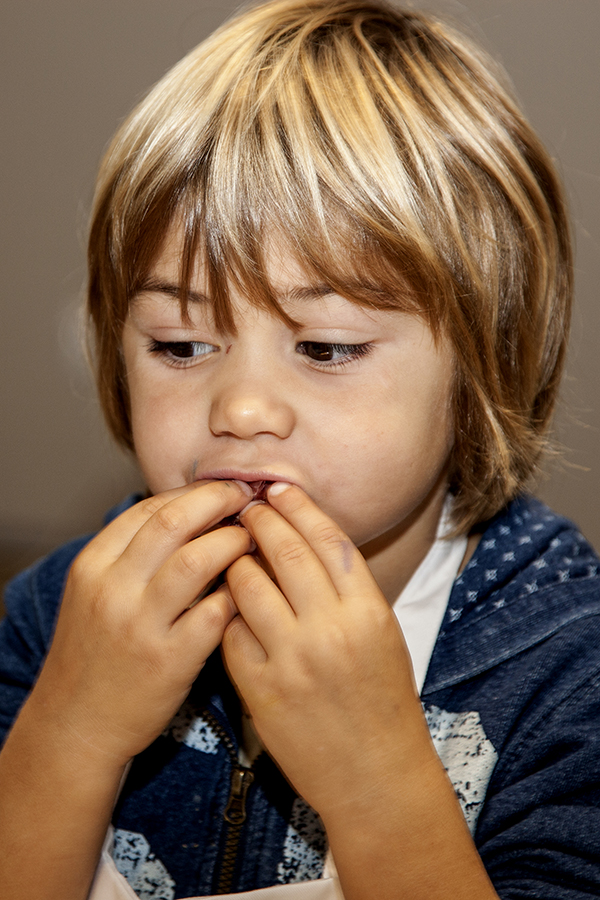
[
  {"x1": 222, "y1": 482, "x2": 427, "y2": 817},
  {"x1": 222, "y1": 484, "x2": 497, "y2": 900}
]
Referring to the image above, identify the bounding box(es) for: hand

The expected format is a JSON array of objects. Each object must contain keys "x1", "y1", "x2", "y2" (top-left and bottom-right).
[
  {"x1": 31, "y1": 480, "x2": 255, "y2": 765},
  {"x1": 222, "y1": 483, "x2": 426, "y2": 819}
]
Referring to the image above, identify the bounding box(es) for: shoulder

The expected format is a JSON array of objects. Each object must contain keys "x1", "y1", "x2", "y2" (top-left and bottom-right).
[
  {"x1": 461, "y1": 495, "x2": 599, "y2": 614},
  {"x1": 421, "y1": 501, "x2": 600, "y2": 893},
  {"x1": 456, "y1": 494, "x2": 599, "y2": 627},
  {"x1": 426, "y1": 495, "x2": 600, "y2": 692}
]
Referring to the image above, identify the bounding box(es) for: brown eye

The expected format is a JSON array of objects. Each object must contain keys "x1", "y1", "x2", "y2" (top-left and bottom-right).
[
  {"x1": 301, "y1": 342, "x2": 336, "y2": 361},
  {"x1": 296, "y1": 341, "x2": 373, "y2": 367},
  {"x1": 147, "y1": 340, "x2": 216, "y2": 364},
  {"x1": 164, "y1": 342, "x2": 198, "y2": 358}
]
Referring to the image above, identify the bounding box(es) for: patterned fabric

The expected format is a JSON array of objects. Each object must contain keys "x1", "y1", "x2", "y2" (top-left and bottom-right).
[
  {"x1": 2, "y1": 495, "x2": 600, "y2": 898},
  {"x1": 112, "y1": 830, "x2": 176, "y2": 900},
  {"x1": 276, "y1": 799, "x2": 328, "y2": 884},
  {"x1": 424, "y1": 706, "x2": 497, "y2": 834}
]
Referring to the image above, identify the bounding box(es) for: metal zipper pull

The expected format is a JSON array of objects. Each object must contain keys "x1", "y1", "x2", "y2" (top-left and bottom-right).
[{"x1": 224, "y1": 766, "x2": 255, "y2": 825}]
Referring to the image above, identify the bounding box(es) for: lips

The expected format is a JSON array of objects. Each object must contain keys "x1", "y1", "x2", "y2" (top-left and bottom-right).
[
  {"x1": 200, "y1": 480, "x2": 274, "y2": 533},
  {"x1": 193, "y1": 469, "x2": 297, "y2": 529},
  {"x1": 195, "y1": 469, "x2": 295, "y2": 495},
  {"x1": 245, "y1": 480, "x2": 271, "y2": 502}
]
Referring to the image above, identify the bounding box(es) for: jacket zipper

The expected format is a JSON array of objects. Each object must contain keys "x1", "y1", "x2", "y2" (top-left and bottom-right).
[{"x1": 201, "y1": 707, "x2": 259, "y2": 895}]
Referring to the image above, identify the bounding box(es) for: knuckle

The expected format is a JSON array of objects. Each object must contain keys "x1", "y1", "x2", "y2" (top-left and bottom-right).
[
  {"x1": 139, "y1": 494, "x2": 168, "y2": 519},
  {"x1": 175, "y1": 543, "x2": 213, "y2": 581},
  {"x1": 68, "y1": 551, "x2": 89, "y2": 586},
  {"x1": 271, "y1": 539, "x2": 308, "y2": 568},
  {"x1": 222, "y1": 615, "x2": 243, "y2": 643},
  {"x1": 310, "y1": 523, "x2": 346, "y2": 551},
  {"x1": 317, "y1": 623, "x2": 351, "y2": 657},
  {"x1": 201, "y1": 596, "x2": 232, "y2": 633},
  {"x1": 229, "y1": 560, "x2": 263, "y2": 601},
  {"x1": 67, "y1": 549, "x2": 103, "y2": 594},
  {"x1": 153, "y1": 504, "x2": 186, "y2": 538},
  {"x1": 222, "y1": 616, "x2": 250, "y2": 657}
]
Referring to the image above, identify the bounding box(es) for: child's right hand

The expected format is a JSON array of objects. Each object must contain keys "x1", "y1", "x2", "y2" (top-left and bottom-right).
[{"x1": 30, "y1": 479, "x2": 254, "y2": 766}]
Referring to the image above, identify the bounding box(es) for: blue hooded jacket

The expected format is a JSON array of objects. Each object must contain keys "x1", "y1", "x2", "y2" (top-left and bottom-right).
[{"x1": 2, "y1": 495, "x2": 600, "y2": 898}]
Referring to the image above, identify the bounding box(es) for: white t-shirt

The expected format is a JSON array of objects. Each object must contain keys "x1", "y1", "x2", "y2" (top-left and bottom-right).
[{"x1": 392, "y1": 500, "x2": 467, "y2": 692}]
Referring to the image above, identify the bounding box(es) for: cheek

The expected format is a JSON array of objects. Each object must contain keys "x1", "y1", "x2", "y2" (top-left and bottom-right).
[
  {"x1": 315, "y1": 371, "x2": 454, "y2": 544},
  {"x1": 128, "y1": 379, "x2": 200, "y2": 491}
]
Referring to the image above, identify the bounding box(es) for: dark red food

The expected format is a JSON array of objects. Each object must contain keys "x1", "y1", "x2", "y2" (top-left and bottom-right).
[
  {"x1": 247, "y1": 480, "x2": 271, "y2": 501},
  {"x1": 205, "y1": 481, "x2": 273, "y2": 531}
]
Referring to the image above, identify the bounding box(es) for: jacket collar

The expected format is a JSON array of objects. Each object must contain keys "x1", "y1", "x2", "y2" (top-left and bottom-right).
[{"x1": 423, "y1": 496, "x2": 600, "y2": 694}]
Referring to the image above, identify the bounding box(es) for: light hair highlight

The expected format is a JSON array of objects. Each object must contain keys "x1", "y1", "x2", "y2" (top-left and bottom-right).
[{"x1": 88, "y1": 0, "x2": 572, "y2": 533}]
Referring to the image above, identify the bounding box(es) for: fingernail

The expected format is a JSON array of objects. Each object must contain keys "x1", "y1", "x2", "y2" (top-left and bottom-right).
[
  {"x1": 239, "y1": 499, "x2": 265, "y2": 516},
  {"x1": 232, "y1": 480, "x2": 254, "y2": 497},
  {"x1": 268, "y1": 482, "x2": 292, "y2": 497}
]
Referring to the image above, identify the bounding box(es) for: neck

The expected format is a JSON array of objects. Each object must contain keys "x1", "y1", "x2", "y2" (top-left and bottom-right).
[{"x1": 360, "y1": 481, "x2": 449, "y2": 604}]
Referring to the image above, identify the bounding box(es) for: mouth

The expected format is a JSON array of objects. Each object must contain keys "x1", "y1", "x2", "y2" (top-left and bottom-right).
[
  {"x1": 244, "y1": 480, "x2": 272, "y2": 502},
  {"x1": 195, "y1": 469, "x2": 295, "y2": 498},
  {"x1": 199, "y1": 478, "x2": 276, "y2": 532},
  {"x1": 187, "y1": 476, "x2": 283, "y2": 606}
]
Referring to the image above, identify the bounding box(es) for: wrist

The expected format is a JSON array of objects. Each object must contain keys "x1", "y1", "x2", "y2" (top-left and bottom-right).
[
  {"x1": 12, "y1": 681, "x2": 132, "y2": 779},
  {"x1": 307, "y1": 690, "x2": 431, "y2": 821},
  {"x1": 321, "y1": 737, "x2": 497, "y2": 900},
  {"x1": 0, "y1": 690, "x2": 127, "y2": 900}
]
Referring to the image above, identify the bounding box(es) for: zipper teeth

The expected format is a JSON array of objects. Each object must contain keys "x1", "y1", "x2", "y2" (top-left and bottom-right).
[
  {"x1": 218, "y1": 820, "x2": 244, "y2": 894},
  {"x1": 201, "y1": 707, "x2": 259, "y2": 895},
  {"x1": 201, "y1": 707, "x2": 238, "y2": 766}
]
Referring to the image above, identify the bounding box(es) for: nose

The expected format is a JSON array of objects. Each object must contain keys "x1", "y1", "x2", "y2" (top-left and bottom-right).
[{"x1": 208, "y1": 357, "x2": 295, "y2": 441}]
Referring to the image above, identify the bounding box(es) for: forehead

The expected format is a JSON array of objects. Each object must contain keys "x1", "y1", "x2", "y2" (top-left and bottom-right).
[
  {"x1": 132, "y1": 226, "x2": 354, "y2": 327},
  {"x1": 146, "y1": 227, "x2": 322, "y2": 291},
  {"x1": 130, "y1": 222, "x2": 438, "y2": 337}
]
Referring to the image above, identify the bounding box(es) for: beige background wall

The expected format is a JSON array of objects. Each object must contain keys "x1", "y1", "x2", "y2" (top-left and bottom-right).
[{"x1": 1, "y1": 0, "x2": 599, "y2": 593}]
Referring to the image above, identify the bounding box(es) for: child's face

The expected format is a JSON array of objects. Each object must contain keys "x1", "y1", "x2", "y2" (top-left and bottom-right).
[{"x1": 122, "y1": 231, "x2": 454, "y2": 568}]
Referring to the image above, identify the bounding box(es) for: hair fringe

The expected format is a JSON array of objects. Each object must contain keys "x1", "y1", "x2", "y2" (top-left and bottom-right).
[{"x1": 87, "y1": 0, "x2": 573, "y2": 533}]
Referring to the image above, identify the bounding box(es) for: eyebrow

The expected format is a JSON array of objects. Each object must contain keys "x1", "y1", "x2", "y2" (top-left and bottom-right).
[
  {"x1": 133, "y1": 278, "x2": 336, "y2": 305},
  {"x1": 284, "y1": 284, "x2": 336, "y2": 302},
  {"x1": 134, "y1": 277, "x2": 210, "y2": 305}
]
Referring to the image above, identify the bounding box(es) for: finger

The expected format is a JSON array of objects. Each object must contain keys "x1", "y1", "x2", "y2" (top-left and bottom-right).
[
  {"x1": 84, "y1": 484, "x2": 199, "y2": 561},
  {"x1": 145, "y1": 525, "x2": 254, "y2": 623},
  {"x1": 170, "y1": 582, "x2": 239, "y2": 666},
  {"x1": 222, "y1": 613, "x2": 269, "y2": 673},
  {"x1": 264, "y1": 483, "x2": 379, "y2": 599},
  {"x1": 226, "y1": 554, "x2": 297, "y2": 651},
  {"x1": 211, "y1": 580, "x2": 269, "y2": 677},
  {"x1": 236, "y1": 504, "x2": 339, "y2": 617},
  {"x1": 114, "y1": 480, "x2": 254, "y2": 582}
]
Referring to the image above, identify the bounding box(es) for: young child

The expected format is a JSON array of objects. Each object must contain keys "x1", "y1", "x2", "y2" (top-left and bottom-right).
[{"x1": 1, "y1": 1, "x2": 599, "y2": 898}]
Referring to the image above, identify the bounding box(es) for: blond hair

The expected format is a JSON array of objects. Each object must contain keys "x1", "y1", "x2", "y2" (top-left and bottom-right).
[{"x1": 88, "y1": 0, "x2": 572, "y2": 533}]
